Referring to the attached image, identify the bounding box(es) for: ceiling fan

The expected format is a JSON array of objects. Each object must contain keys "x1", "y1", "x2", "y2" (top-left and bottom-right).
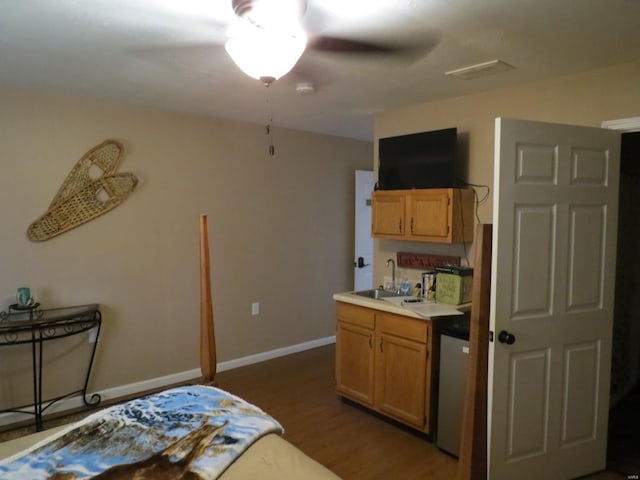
[{"x1": 224, "y1": 0, "x2": 436, "y2": 86}]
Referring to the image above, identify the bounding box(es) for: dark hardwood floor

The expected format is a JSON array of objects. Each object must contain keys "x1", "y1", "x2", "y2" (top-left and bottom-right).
[
  {"x1": 1, "y1": 344, "x2": 632, "y2": 479},
  {"x1": 216, "y1": 344, "x2": 458, "y2": 480},
  {"x1": 216, "y1": 344, "x2": 626, "y2": 480}
]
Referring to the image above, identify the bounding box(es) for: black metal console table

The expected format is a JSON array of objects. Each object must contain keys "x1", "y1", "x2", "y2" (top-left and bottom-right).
[{"x1": 0, "y1": 303, "x2": 102, "y2": 431}]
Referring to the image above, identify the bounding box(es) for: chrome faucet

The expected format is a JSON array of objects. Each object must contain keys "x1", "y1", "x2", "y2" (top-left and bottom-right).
[{"x1": 385, "y1": 258, "x2": 396, "y2": 291}]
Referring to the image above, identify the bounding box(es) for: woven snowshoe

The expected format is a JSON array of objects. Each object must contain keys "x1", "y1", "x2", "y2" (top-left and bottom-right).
[
  {"x1": 27, "y1": 173, "x2": 138, "y2": 241},
  {"x1": 49, "y1": 139, "x2": 124, "y2": 207}
]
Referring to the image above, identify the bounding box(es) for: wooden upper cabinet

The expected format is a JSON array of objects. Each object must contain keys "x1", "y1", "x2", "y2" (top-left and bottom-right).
[
  {"x1": 371, "y1": 190, "x2": 405, "y2": 237},
  {"x1": 372, "y1": 188, "x2": 474, "y2": 243}
]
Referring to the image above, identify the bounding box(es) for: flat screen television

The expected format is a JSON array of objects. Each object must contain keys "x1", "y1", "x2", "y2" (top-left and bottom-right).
[{"x1": 378, "y1": 127, "x2": 458, "y2": 190}]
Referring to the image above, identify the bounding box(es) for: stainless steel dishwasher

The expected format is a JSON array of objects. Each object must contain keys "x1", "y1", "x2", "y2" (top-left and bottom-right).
[{"x1": 436, "y1": 313, "x2": 470, "y2": 457}]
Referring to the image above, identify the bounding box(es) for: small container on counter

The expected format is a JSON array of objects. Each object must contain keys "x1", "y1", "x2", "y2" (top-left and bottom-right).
[{"x1": 421, "y1": 271, "x2": 436, "y2": 299}]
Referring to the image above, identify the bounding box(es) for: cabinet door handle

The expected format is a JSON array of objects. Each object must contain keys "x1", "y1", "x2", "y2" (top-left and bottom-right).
[
  {"x1": 379, "y1": 339, "x2": 383, "y2": 352},
  {"x1": 399, "y1": 218, "x2": 403, "y2": 233},
  {"x1": 369, "y1": 334, "x2": 373, "y2": 349},
  {"x1": 410, "y1": 217, "x2": 414, "y2": 234}
]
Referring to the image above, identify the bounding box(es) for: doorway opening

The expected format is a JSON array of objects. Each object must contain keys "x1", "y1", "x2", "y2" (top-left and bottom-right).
[
  {"x1": 354, "y1": 170, "x2": 374, "y2": 291},
  {"x1": 608, "y1": 129, "x2": 640, "y2": 474}
]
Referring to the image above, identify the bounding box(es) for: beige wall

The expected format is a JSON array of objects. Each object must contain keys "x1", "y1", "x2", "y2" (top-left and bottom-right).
[
  {"x1": 372, "y1": 60, "x2": 640, "y2": 288},
  {"x1": 0, "y1": 87, "x2": 371, "y2": 407}
]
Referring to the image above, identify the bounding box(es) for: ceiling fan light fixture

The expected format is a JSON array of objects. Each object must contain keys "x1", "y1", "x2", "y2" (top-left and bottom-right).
[
  {"x1": 225, "y1": 18, "x2": 306, "y2": 83},
  {"x1": 236, "y1": 0, "x2": 306, "y2": 28}
]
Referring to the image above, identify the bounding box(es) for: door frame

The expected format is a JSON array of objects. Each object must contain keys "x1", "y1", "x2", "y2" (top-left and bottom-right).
[
  {"x1": 601, "y1": 116, "x2": 640, "y2": 132},
  {"x1": 602, "y1": 115, "x2": 640, "y2": 406}
]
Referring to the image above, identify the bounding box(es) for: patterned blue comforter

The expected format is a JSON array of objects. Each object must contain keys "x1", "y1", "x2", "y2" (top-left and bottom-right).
[{"x1": 0, "y1": 385, "x2": 283, "y2": 479}]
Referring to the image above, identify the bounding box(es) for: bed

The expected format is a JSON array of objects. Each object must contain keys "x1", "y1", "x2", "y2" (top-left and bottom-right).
[
  {"x1": 0, "y1": 385, "x2": 339, "y2": 479},
  {"x1": 0, "y1": 216, "x2": 341, "y2": 479}
]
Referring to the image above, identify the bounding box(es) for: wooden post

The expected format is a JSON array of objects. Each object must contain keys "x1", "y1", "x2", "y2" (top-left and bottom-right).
[
  {"x1": 200, "y1": 214, "x2": 217, "y2": 386},
  {"x1": 456, "y1": 223, "x2": 492, "y2": 480}
]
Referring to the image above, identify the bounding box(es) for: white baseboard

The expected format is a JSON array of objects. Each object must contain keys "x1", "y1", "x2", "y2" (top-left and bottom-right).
[
  {"x1": 217, "y1": 335, "x2": 335, "y2": 372},
  {"x1": 0, "y1": 336, "x2": 335, "y2": 428}
]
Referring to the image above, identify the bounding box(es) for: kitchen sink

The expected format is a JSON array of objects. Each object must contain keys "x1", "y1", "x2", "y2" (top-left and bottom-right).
[{"x1": 353, "y1": 288, "x2": 402, "y2": 300}]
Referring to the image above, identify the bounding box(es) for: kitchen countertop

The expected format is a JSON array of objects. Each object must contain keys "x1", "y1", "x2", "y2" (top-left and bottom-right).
[{"x1": 333, "y1": 291, "x2": 471, "y2": 320}]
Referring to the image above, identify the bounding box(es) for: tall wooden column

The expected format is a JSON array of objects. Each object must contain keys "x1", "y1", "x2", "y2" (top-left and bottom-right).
[
  {"x1": 200, "y1": 214, "x2": 217, "y2": 386},
  {"x1": 456, "y1": 223, "x2": 492, "y2": 480}
]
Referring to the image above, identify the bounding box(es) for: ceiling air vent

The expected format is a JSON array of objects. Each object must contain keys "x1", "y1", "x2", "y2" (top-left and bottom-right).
[{"x1": 445, "y1": 59, "x2": 514, "y2": 80}]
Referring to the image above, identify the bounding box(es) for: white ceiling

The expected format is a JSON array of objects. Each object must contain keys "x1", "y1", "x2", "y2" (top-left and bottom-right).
[{"x1": 1, "y1": 0, "x2": 639, "y2": 141}]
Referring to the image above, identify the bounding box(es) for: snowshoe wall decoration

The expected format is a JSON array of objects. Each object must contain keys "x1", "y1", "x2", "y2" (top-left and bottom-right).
[{"x1": 27, "y1": 140, "x2": 139, "y2": 242}]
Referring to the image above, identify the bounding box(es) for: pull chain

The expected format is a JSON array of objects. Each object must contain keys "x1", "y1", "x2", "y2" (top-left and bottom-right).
[{"x1": 265, "y1": 92, "x2": 275, "y2": 156}]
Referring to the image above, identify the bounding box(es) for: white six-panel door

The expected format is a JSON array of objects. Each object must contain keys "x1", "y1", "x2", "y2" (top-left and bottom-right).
[
  {"x1": 489, "y1": 118, "x2": 621, "y2": 480},
  {"x1": 354, "y1": 170, "x2": 374, "y2": 291}
]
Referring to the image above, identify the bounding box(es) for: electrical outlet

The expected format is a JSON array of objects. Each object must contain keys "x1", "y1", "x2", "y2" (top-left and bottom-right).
[{"x1": 251, "y1": 302, "x2": 259, "y2": 316}]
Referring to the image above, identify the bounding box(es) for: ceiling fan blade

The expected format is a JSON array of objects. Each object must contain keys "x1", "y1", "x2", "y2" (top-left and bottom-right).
[
  {"x1": 306, "y1": 33, "x2": 439, "y2": 64},
  {"x1": 308, "y1": 36, "x2": 402, "y2": 54}
]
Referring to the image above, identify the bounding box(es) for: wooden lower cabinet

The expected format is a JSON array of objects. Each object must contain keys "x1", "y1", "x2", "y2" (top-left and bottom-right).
[
  {"x1": 376, "y1": 332, "x2": 428, "y2": 429},
  {"x1": 336, "y1": 321, "x2": 375, "y2": 405},
  {"x1": 335, "y1": 302, "x2": 432, "y2": 434}
]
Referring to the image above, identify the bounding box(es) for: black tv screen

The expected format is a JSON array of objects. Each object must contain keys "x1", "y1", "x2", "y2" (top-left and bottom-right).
[{"x1": 378, "y1": 127, "x2": 458, "y2": 190}]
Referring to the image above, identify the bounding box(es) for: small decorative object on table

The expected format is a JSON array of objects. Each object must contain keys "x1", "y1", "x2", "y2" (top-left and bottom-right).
[{"x1": 16, "y1": 287, "x2": 34, "y2": 307}]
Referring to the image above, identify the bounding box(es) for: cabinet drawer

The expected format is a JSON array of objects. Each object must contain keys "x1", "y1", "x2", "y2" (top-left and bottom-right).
[
  {"x1": 376, "y1": 312, "x2": 428, "y2": 343},
  {"x1": 336, "y1": 302, "x2": 375, "y2": 329}
]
